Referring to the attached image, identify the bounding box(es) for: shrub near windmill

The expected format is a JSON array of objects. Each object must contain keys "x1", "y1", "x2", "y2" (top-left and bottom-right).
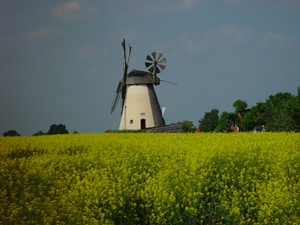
[{"x1": 111, "y1": 39, "x2": 167, "y2": 130}]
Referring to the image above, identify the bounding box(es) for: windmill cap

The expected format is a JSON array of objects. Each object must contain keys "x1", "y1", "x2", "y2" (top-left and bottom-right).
[{"x1": 126, "y1": 70, "x2": 159, "y2": 85}]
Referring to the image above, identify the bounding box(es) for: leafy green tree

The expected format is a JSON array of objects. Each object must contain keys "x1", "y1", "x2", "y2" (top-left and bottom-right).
[
  {"x1": 47, "y1": 124, "x2": 69, "y2": 135},
  {"x1": 32, "y1": 131, "x2": 45, "y2": 136},
  {"x1": 199, "y1": 109, "x2": 219, "y2": 132},
  {"x1": 215, "y1": 112, "x2": 232, "y2": 132},
  {"x1": 3, "y1": 130, "x2": 21, "y2": 136},
  {"x1": 231, "y1": 99, "x2": 247, "y2": 130},
  {"x1": 177, "y1": 120, "x2": 195, "y2": 132},
  {"x1": 233, "y1": 99, "x2": 248, "y2": 114},
  {"x1": 237, "y1": 101, "x2": 265, "y2": 131},
  {"x1": 264, "y1": 92, "x2": 293, "y2": 109},
  {"x1": 284, "y1": 94, "x2": 300, "y2": 131},
  {"x1": 263, "y1": 92, "x2": 293, "y2": 131},
  {"x1": 266, "y1": 94, "x2": 300, "y2": 132},
  {"x1": 239, "y1": 111, "x2": 258, "y2": 131}
]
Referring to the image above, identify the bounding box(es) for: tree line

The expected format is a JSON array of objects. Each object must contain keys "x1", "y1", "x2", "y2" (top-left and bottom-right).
[
  {"x1": 197, "y1": 87, "x2": 300, "y2": 132},
  {"x1": 3, "y1": 124, "x2": 71, "y2": 137}
]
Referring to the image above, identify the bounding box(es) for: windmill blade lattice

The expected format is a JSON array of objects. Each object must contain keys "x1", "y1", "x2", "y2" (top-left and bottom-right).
[
  {"x1": 110, "y1": 81, "x2": 122, "y2": 114},
  {"x1": 110, "y1": 39, "x2": 131, "y2": 115},
  {"x1": 145, "y1": 52, "x2": 166, "y2": 74}
]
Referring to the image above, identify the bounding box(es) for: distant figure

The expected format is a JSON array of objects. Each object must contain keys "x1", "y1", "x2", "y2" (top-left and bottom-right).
[
  {"x1": 229, "y1": 125, "x2": 239, "y2": 133},
  {"x1": 253, "y1": 125, "x2": 265, "y2": 133}
]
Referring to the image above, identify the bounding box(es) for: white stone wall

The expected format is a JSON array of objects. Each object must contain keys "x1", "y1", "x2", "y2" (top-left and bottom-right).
[{"x1": 119, "y1": 84, "x2": 161, "y2": 130}]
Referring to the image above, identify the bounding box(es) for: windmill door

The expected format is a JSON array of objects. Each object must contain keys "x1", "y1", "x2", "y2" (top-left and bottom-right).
[{"x1": 140, "y1": 119, "x2": 146, "y2": 129}]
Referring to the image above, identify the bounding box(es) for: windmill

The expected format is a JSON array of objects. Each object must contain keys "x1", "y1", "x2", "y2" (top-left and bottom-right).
[{"x1": 110, "y1": 39, "x2": 167, "y2": 130}]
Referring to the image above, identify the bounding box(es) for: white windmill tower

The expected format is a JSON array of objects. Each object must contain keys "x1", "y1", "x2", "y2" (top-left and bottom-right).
[{"x1": 110, "y1": 39, "x2": 166, "y2": 130}]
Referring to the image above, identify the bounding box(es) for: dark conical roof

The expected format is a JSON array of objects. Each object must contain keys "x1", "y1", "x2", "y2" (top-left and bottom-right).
[{"x1": 126, "y1": 70, "x2": 160, "y2": 85}]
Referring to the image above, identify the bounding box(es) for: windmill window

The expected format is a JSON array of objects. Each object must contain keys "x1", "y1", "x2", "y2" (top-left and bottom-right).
[
  {"x1": 140, "y1": 112, "x2": 146, "y2": 115},
  {"x1": 130, "y1": 120, "x2": 133, "y2": 124}
]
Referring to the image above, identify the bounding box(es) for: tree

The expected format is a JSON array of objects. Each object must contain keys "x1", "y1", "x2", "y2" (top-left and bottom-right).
[
  {"x1": 3, "y1": 130, "x2": 21, "y2": 136},
  {"x1": 233, "y1": 99, "x2": 248, "y2": 114},
  {"x1": 263, "y1": 92, "x2": 293, "y2": 131},
  {"x1": 214, "y1": 112, "x2": 225, "y2": 132},
  {"x1": 284, "y1": 95, "x2": 300, "y2": 131},
  {"x1": 265, "y1": 94, "x2": 300, "y2": 132},
  {"x1": 264, "y1": 92, "x2": 293, "y2": 109},
  {"x1": 32, "y1": 131, "x2": 45, "y2": 136},
  {"x1": 199, "y1": 109, "x2": 219, "y2": 132},
  {"x1": 239, "y1": 111, "x2": 258, "y2": 131},
  {"x1": 177, "y1": 121, "x2": 195, "y2": 132},
  {"x1": 215, "y1": 112, "x2": 231, "y2": 132},
  {"x1": 47, "y1": 124, "x2": 69, "y2": 135}
]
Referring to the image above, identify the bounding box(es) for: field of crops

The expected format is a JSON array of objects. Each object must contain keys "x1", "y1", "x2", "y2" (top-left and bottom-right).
[{"x1": 0, "y1": 133, "x2": 299, "y2": 224}]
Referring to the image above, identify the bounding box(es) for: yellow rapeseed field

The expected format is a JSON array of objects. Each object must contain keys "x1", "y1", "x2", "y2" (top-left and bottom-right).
[{"x1": 0, "y1": 133, "x2": 299, "y2": 224}]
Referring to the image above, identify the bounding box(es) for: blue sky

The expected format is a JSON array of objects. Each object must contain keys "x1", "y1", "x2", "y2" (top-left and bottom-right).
[{"x1": 0, "y1": 0, "x2": 299, "y2": 135}]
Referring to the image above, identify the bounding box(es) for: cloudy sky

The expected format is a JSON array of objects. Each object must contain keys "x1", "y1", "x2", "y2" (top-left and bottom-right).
[{"x1": 0, "y1": 0, "x2": 299, "y2": 135}]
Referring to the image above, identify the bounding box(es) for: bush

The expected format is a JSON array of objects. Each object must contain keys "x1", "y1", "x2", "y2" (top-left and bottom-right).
[{"x1": 3, "y1": 130, "x2": 20, "y2": 136}]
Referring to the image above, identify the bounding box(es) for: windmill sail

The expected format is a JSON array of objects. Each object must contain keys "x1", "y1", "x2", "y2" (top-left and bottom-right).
[
  {"x1": 110, "y1": 39, "x2": 130, "y2": 114},
  {"x1": 110, "y1": 81, "x2": 122, "y2": 114}
]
